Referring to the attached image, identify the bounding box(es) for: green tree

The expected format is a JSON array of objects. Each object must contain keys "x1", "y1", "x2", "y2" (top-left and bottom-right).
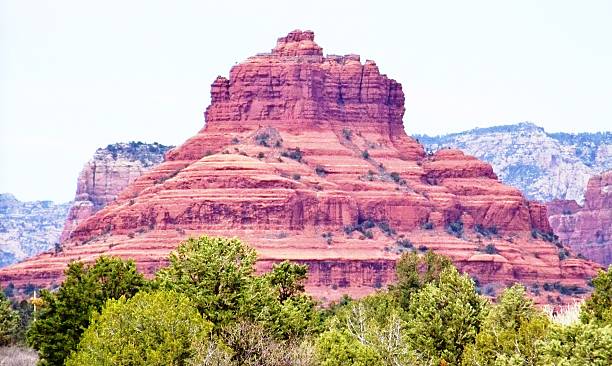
[
  {"x1": 266, "y1": 261, "x2": 308, "y2": 303},
  {"x1": 12, "y1": 299, "x2": 34, "y2": 344},
  {"x1": 391, "y1": 250, "x2": 453, "y2": 309},
  {"x1": 0, "y1": 292, "x2": 19, "y2": 345},
  {"x1": 461, "y1": 285, "x2": 550, "y2": 366},
  {"x1": 581, "y1": 265, "x2": 612, "y2": 325},
  {"x1": 316, "y1": 329, "x2": 383, "y2": 366},
  {"x1": 155, "y1": 236, "x2": 258, "y2": 327},
  {"x1": 318, "y1": 292, "x2": 413, "y2": 366},
  {"x1": 231, "y1": 274, "x2": 319, "y2": 340},
  {"x1": 404, "y1": 266, "x2": 486, "y2": 365},
  {"x1": 326, "y1": 292, "x2": 403, "y2": 334},
  {"x1": 66, "y1": 290, "x2": 212, "y2": 366},
  {"x1": 272, "y1": 293, "x2": 319, "y2": 338},
  {"x1": 27, "y1": 257, "x2": 146, "y2": 366},
  {"x1": 539, "y1": 322, "x2": 612, "y2": 366},
  {"x1": 156, "y1": 236, "x2": 319, "y2": 339},
  {"x1": 262, "y1": 261, "x2": 319, "y2": 338}
]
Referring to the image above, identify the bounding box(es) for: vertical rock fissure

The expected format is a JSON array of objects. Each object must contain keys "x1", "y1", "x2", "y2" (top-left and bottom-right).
[
  {"x1": 91, "y1": 162, "x2": 96, "y2": 194},
  {"x1": 358, "y1": 64, "x2": 365, "y2": 103}
]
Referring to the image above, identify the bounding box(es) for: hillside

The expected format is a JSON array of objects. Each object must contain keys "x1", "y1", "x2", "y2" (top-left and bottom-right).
[
  {"x1": 0, "y1": 142, "x2": 171, "y2": 268},
  {"x1": 548, "y1": 170, "x2": 612, "y2": 266},
  {"x1": 415, "y1": 123, "x2": 611, "y2": 203},
  {"x1": 0, "y1": 194, "x2": 70, "y2": 267},
  {"x1": 61, "y1": 141, "x2": 172, "y2": 241}
]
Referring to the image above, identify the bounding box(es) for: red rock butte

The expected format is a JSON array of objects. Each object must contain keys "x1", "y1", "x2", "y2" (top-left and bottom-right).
[
  {"x1": 0, "y1": 30, "x2": 599, "y2": 302},
  {"x1": 548, "y1": 170, "x2": 612, "y2": 266}
]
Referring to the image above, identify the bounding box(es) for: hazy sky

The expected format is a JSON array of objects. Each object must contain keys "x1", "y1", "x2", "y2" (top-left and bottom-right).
[{"x1": 1, "y1": 0, "x2": 611, "y2": 202}]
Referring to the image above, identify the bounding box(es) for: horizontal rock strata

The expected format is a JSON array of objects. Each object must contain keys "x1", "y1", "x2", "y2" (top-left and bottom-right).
[{"x1": 0, "y1": 31, "x2": 599, "y2": 303}]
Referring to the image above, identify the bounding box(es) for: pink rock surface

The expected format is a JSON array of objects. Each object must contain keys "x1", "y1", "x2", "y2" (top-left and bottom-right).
[
  {"x1": 60, "y1": 143, "x2": 170, "y2": 241},
  {"x1": 548, "y1": 170, "x2": 612, "y2": 266},
  {"x1": 1, "y1": 31, "x2": 599, "y2": 303}
]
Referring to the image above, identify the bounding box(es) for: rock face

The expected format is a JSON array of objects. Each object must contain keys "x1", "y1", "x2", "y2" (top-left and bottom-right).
[
  {"x1": 0, "y1": 142, "x2": 170, "y2": 269},
  {"x1": 60, "y1": 142, "x2": 172, "y2": 242},
  {"x1": 0, "y1": 194, "x2": 70, "y2": 268},
  {"x1": 0, "y1": 31, "x2": 599, "y2": 302},
  {"x1": 416, "y1": 123, "x2": 611, "y2": 204},
  {"x1": 548, "y1": 170, "x2": 612, "y2": 266},
  {"x1": 418, "y1": 126, "x2": 611, "y2": 267}
]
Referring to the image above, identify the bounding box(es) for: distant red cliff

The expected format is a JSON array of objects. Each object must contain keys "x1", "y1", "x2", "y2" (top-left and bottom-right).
[{"x1": 548, "y1": 170, "x2": 612, "y2": 266}]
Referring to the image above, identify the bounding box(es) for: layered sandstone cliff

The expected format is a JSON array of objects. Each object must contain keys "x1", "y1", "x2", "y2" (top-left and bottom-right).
[
  {"x1": 0, "y1": 31, "x2": 599, "y2": 303},
  {"x1": 548, "y1": 170, "x2": 612, "y2": 266},
  {"x1": 60, "y1": 142, "x2": 171, "y2": 241}
]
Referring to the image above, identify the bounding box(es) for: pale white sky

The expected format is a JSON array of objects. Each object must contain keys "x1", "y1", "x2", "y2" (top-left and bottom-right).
[{"x1": 1, "y1": 0, "x2": 611, "y2": 202}]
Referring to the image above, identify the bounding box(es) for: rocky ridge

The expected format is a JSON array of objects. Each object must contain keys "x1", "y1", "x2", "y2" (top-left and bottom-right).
[
  {"x1": 0, "y1": 194, "x2": 70, "y2": 268},
  {"x1": 0, "y1": 31, "x2": 599, "y2": 302},
  {"x1": 1, "y1": 142, "x2": 170, "y2": 268},
  {"x1": 60, "y1": 142, "x2": 172, "y2": 241},
  {"x1": 548, "y1": 170, "x2": 612, "y2": 266},
  {"x1": 416, "y1": 123, "x2": 611, "y2": 204}
]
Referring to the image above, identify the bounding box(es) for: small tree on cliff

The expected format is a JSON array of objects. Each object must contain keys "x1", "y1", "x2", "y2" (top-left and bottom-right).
[
  {"x1": 27, "y1": 257, "x2": 146, "y2": 366},
  {"x1": 391, "y1": 250, "x2": 453, "y2": 310},
  {"x1": 265, "y1": 260, "x2": 308, "y2": 303}
]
